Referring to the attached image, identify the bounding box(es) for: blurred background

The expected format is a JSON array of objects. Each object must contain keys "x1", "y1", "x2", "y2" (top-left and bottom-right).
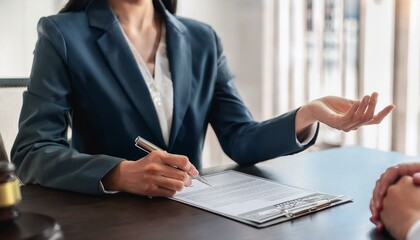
[{"x1": 0, "y1": 0, "x2": 419, "y2": 168}]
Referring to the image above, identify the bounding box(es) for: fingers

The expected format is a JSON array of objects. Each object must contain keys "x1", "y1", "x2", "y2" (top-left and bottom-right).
[
  {"x1": 341, "y1": 95, "x2": 371, "y2": 131},
  {"x1": 373, "y1": 166, "x2": 400, "y2": 210},
  {"x1": 330, "y1": 101, "x2": 360, "y2": 131},
  {"x1": 140, "y1": 172, "x2": 190, "y2": 197},
  {"x1": 338, "y1": 96, "x2": 372, "y2": 131},
  {"x1": 137, "y1": 168, "x2": 190, "y2": 197},
  {"x1": 153, "y1": 174, "x2": 185, "y2": 192},
  {"x1": 158, "y1": 164, "x2": 191, "y2": 185},
  {"x1": 341, "y1": 101, "x2": 361, "y2": 124},
  {"x1": 367, "y1": 104, "x2": 396, "y2": 125},
  {"x1": 412, "y1": 172, "x2": 420, "y2": 185},
  {"x1": 158, "y1": 151, "x2": 199, "y2": 177},
  {"x1": 369, "y1": 166, "x2": 400, "y2": 230},
  {"x1": 354, "y1": 95, "x2": 371, "y2": 120},
  {"x1": 339, "y1": 92, "x2": 394, "y2": 131},
  {"x1": 363, "y1": 92, "x2": 378, "y2": 122},
  {"x1": 369, "y1": 198, "x2": 379, "y2": 224},
  {"x1": 146, "y1": 151, "x2": 194, "y2": 186},
  {"x1": 370, "y1": 196, "x2": 385, "y2": 231}
]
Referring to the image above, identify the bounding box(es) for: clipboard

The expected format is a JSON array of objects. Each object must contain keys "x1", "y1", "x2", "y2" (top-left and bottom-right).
[
  {"x1": 232, "y1": 193, "x2": 352, "y2": 228},
  {"x1": 171, "y1": 170, "x2": 352, "y2": 228}
]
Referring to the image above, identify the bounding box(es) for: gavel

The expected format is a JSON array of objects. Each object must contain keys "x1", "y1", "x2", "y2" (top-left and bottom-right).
[
  {"x1": 0, "y1": 132, "x2": 21, "y2": 224},
  {"x1": 0, "y1": 134, "x2": 63, "y2": 239},
  {"x1": 0, "y1": 162, "x2": 21, "y2": 223}
]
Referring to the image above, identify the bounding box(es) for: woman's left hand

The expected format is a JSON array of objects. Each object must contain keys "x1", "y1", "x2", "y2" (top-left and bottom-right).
[{"x1": 296, "y1": 92, "x2": 395, "y2": 134}]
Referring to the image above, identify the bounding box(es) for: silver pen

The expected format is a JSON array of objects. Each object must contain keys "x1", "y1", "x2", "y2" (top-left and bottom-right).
[{"x1": 134, "y1": 136, "x2": 212, "y2": 187}]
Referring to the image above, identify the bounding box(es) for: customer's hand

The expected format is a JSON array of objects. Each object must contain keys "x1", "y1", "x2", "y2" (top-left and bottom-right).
[
  {"x1": 295, "y1": 92, "x2": 395, "y2": 135},
  {"x1": 102, "y1": 151, "x2": 198, "y2": 197},
  {"x1": 370, "y1": 163, "x2": 420, "y2": 231},
  {"x1": 380, "y1": 175, "x2": 420, "y2": 240}
]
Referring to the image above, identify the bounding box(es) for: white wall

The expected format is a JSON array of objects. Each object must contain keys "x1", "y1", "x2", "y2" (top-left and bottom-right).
[
  {"x1": 0, "y1": 0, "x2": 64, "y2": 77},
  {"x1": 178, "y1": 0, "x2": 266, "y2": 120}
]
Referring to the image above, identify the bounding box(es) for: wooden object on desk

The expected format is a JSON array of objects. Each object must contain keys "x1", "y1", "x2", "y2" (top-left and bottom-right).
[
  {"x1": 0, "y1": 161, "x2": 63, "y2": 240},
  {"x1": 0, "y1": 212, "x2": 63, "y2": 240},
  {"x1": 0, "y1": 162, "x2": 20, "y2": 223}
]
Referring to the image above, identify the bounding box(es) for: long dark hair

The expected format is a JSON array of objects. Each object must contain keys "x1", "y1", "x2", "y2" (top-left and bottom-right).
[{"x1": 60, "y1": 0, "x2": 177, "y2": 14}]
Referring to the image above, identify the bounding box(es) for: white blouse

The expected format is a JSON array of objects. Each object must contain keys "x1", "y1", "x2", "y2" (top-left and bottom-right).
[{"x1": 124, "y1": 24, "x2": 173, "y2": 146}]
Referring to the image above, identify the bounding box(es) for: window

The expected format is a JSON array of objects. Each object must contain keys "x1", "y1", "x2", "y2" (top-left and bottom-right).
[{"x1": 179, "y1": 0, "x2": 420, "y2": 166}]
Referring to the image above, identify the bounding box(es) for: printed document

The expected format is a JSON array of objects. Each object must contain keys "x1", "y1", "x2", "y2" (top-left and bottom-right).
[{"x1": 171, "y1": 170, "x2": 351, "y2": 227}]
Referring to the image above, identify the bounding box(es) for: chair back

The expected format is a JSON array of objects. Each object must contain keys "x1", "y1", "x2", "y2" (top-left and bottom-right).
[
  {"x1": 0, "y1": 133, "x2": 8, "y2": 162},
  {"x1": 0, "y1": 78, "x2": 28, "y2": 162}
]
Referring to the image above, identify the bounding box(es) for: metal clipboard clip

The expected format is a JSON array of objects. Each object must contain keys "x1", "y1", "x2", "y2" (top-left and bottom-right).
[{"x1": 284, "y1": 199, "x2": 332, "y2": 218}]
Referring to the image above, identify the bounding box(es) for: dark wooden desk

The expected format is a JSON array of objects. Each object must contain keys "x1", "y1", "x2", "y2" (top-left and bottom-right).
[{"x1": 16, "y1": 146, "x2": 417, "y2": 240}]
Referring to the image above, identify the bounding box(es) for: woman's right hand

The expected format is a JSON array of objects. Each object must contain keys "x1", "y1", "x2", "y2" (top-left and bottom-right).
[{"x1": 102, "y1": 151, "x2": 198, "y2": 197}]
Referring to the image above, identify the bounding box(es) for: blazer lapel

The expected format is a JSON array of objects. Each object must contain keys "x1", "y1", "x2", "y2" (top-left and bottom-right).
[
  {"x1": 163, "y1": 13, "x2": 192, "y2": 149},
  {"x1": 87, "y1": 0, "x2": 165, "y2": 146}
]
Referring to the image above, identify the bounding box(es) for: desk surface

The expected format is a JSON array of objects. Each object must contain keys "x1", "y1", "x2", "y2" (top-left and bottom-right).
[{"x1": 17, "y1": 146, "x2": 418, "y2": 240}]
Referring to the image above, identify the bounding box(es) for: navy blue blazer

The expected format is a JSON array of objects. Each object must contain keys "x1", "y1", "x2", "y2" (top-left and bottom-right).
[{"x1": 11, "y1": 0, "x2": 318, "y2": 195}]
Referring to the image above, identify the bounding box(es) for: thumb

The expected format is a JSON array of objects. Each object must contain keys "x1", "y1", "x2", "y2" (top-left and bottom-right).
[{"x1": 413, "y1": 172, "x2": 420, "y2": 185}]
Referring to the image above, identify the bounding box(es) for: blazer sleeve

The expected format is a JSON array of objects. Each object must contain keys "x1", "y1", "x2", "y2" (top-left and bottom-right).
[
  {"x1": 11, "y1": 17, "x2": 122, "y2": 195},
  {"x1": 208, "y1": 32, "x2": 318, "y2": 166}
]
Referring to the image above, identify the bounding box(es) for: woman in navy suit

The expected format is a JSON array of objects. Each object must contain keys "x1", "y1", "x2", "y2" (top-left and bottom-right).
[{"x1": 11, "y1": 0, "x2": 395, "y2": 196}]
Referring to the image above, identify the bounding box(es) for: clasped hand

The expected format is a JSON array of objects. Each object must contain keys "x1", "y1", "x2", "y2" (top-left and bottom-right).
[{"x1": 370, "y1": 163, "x2": 420, "y2": 239}]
